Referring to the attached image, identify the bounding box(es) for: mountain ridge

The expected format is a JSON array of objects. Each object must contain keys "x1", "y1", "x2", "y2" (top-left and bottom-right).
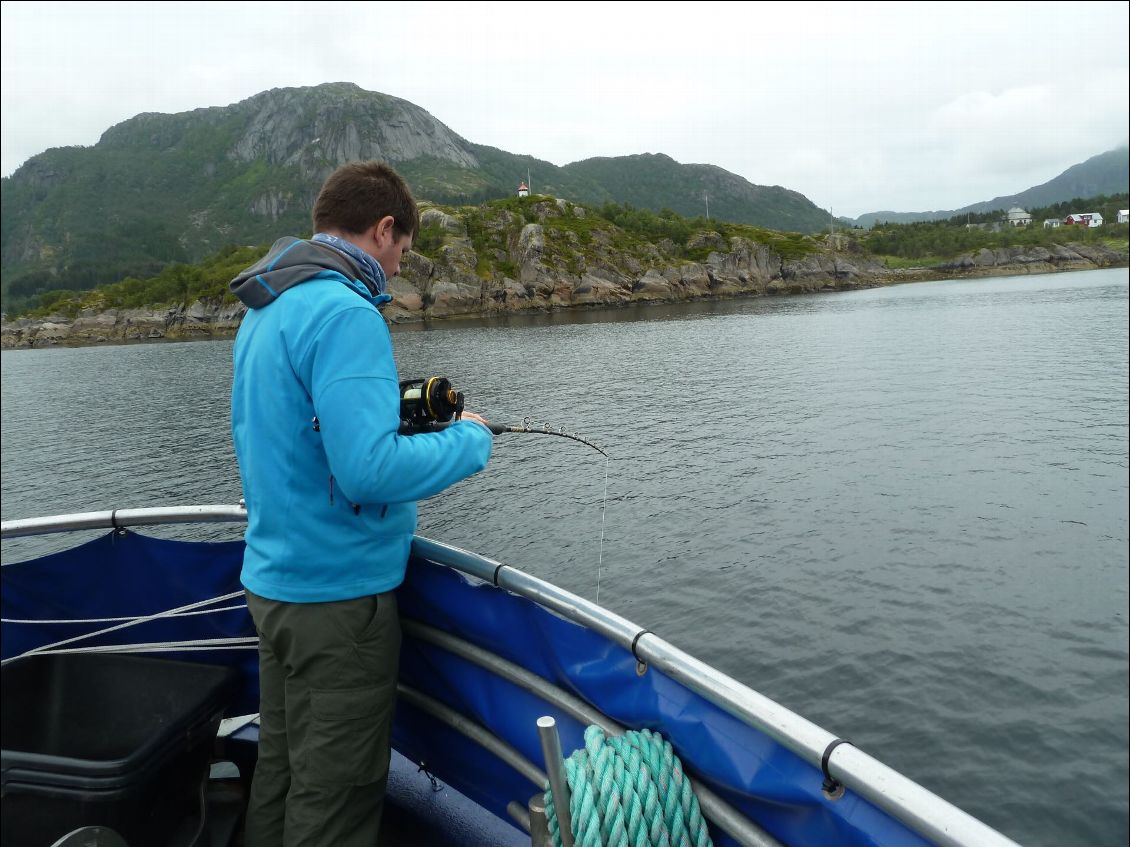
[
  {"x1": 3, "y1": 83, "x2": 1124, "y2": 305},
  {"x1": 852, "y1": 147, "x2": 1129, "y2": 227},
  {"x1": 0, "y1": 83, "x2": 833, "y2": 304}
]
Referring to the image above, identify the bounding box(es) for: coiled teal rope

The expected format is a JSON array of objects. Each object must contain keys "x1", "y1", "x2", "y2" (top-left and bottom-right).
[{"x1": 544, "y1": 726, "x2": 714, "y2": 847}]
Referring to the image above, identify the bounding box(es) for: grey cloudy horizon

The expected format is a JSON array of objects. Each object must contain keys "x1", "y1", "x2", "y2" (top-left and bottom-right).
[{"x1": 1, "y1": 0, "x2": 1127, "y2": 219}]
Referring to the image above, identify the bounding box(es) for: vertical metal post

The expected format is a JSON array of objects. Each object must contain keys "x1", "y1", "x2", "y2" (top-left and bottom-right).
[
  {"x1": 527, "y1": 792, "x2": 553, "y2": 847},
  {"x1": 537, "y1": 716, "x2": 574, "y2": 847}
]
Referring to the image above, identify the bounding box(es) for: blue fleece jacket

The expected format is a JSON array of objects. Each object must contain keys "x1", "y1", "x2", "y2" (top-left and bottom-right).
[{"x1": 230, "y1": 237, "x2": 493, "y2": 602}]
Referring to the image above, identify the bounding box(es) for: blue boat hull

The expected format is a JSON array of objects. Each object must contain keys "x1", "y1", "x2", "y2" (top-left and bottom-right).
[{"x1": 1, "y1": 529, "x2": 989, "y2": 846}]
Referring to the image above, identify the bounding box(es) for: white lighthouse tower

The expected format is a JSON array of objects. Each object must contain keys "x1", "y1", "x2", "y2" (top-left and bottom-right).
[{"x1": 517, "y1": 181, "x2": 529, "y2": 198}]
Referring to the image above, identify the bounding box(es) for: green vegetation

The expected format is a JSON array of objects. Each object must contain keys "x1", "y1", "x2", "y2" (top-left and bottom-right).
[
  {"x1": 1017, "y1": 193, "x2": 1127, "y2": 228},
  {"x1": 6, "y1": 84, "x2": 1126, "y2": 316},
  {"x1": 13, "y1": 244, "x2": 264, "y2": 319},
  {"x1": 560, "y1": 155, "x2": 830, "y2": 234},
  {"x1": 459, "y1": 207, "x2": 502, "y2": 278},
  {"x1": 5, "y1": 199, "x2": 823, "y2": 318},
  {"x1": 866, "y1": 192, "x2": 1129, "y2": 261},
  {"x1": 2, "y1": 84, "x2": 840, "y2": 313},
  {"x1": 851, "y1": 150, "x2": 1129, "y2": 227},
  {"x1": 595, "y1": 203, "x2": 709, "y2": 245},
  {"x1": 592, "y1": 202, "x2": 816, "y2": 261},
  {"x1": 7, "y1": 189, "x2": 1124, "y2": 321},
  {"x1": 410, "y1": 221, "x2": 447, "y2": 258},
  {"x1": 0, "y1": 112, "x2": 310, "y2": 314},
  {"x1": 396, "y1": 156, "x2": 499, "y2": 206}
]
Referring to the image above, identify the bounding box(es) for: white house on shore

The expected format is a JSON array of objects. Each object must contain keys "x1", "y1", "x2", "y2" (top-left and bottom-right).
[
  {"x1": 517, "y1": 181, "x2": 529, "y2": 197},
  {"x1": 1118, "y1": 209, "x2": 1129, "y2": 224},
  {"x1": 1006, "y1": 207, "x2": 1033, "y2": 226},
  {"x1": 1043, "y1": 218, "x2": 1062, "y2": 229}
]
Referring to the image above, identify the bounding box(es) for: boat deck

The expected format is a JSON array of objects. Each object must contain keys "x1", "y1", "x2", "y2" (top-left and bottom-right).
[{"x1": 187, "y1": 729, "x2": 527, "y2": 847}]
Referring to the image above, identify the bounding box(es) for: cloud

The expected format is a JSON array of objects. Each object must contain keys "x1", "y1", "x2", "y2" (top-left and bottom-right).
[
  {"x1": 930, "y1": 83, "x2": 1128, "y2": 171},
  {"x1": 1, "y1": 1, "x2": 1127, "y2": 217}
]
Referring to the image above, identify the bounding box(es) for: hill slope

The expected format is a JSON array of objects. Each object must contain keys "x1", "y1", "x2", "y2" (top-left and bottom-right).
[
  {"x1": 0, "y1": 83, "x2": 832, "y2": 306},
  {"x1": 853, "y1": 147, "x2": 1129, "y2": 227},
  {"x1": 4, "y1": 194, "x2": 1125, "y2": 350}
]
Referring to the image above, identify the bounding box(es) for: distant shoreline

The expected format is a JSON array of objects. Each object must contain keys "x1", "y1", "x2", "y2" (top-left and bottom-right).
[{"x1": 3, "y1": 257, "x2": 1126, "y2": 352}]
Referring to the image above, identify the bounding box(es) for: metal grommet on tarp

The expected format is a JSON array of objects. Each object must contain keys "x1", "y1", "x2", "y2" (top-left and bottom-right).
[
  {"x1": 821, "y1": 738, "x2": 853, "y2": 800},
  {"x1": 631, "y1": 629, "x2": 652, "y2": 676}
]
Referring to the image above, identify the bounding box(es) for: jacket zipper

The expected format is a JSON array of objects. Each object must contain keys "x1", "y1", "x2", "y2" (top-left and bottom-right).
[
  {"x1": 318, "y1": 418, "x2": 365, "y2": 516},
  {"x1": 328, "y1": 474, "x2": 367, "y2": 516}
]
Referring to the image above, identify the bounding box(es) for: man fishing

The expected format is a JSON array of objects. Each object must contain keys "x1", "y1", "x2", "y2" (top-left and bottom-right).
[{"x1": 229, "y1": 160, "x2": 493, "y2": 846}]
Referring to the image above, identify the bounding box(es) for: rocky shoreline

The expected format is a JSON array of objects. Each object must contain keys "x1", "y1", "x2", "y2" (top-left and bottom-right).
[{"x1": 2, "y1": 218, "x2": 1125, "y2": 351}]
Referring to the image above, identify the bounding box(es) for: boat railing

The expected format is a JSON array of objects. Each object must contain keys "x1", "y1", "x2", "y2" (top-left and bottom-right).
[
  {"x1": 0, "y1": 505, "x2": 248, "y2": 539},
  {"x1": 0, "y1": 505, "x2": 1021, "y2": 847}
]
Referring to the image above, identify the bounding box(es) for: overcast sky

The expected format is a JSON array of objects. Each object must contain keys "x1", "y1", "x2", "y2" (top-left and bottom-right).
[{"x1": 1, "y1": 1, "x2": 1127, "y2": 218}]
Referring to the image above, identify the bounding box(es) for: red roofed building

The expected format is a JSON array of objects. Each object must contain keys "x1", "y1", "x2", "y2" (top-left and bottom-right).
[{"x1": 1063, "y1": 213, "x2": 1103, "y2": 228}]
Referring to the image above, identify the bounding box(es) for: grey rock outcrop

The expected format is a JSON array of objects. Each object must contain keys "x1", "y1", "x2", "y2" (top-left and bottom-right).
[
  {"x1": 1, "y1": 300, "x2": 248, "y2": 348},
  {"x1": 420, "y1": 208, "x2": 467, "y2": 236},
  {"x1": 3, "y1": 203, "x2": 1125, "y2": 349},
  {"x1": 229, "y1": 84, "x2": 478, "y2": 180},
  {"x1": 936, "y1": 242, "x2": 1126, "y2": 274}
]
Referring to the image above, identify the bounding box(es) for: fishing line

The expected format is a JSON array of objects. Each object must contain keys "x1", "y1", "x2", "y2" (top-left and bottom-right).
[
  {"x1": 397, "y1": 378, "x2": 608, "y2": 456},
  {"x1": 398, "y1": 376, "x2": 612, "y2": 600},
  {"x1": 596, "y1": 453, "x2": 609, "y2": 604}
]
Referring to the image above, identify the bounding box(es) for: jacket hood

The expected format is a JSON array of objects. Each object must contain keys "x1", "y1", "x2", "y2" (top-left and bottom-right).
[{"x1": 229, "y1": 237, "x2": 392, "y2": 308}]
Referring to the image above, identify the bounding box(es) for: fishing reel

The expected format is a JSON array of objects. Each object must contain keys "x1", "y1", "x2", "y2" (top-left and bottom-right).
[
  {"x1": 398, "y1": 375, "x2": 607, "y2": 456},
  {"x1": 399, "y1": 377, "x2": 464, "y2": 433}
]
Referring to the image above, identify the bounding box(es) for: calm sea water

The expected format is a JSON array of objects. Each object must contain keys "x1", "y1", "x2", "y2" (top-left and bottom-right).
[{"x1": 3, "y1": 268, "x2": 1128, "y2": 846}]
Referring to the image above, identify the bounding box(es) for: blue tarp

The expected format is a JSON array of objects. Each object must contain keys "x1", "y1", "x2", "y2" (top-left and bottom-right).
[
  {"x1": 2, "y1": 531, "x2": 259, "y2": 714},
  {"x1": 2, "y1": 531, "x2": 931, "y2": 847},
  {"x1": 395, "y1": 554, "x2": 931, "y2": 847}
]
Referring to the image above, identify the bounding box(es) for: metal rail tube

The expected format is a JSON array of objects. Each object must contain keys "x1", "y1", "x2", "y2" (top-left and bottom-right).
[
  {"x1": 1, "y1": 505, "x2": 247, "y2": 539},
  {"x1": 410, "y1": 536, "x2": 1021, "y2": 847},
  {"x1": 636, "y1": 635, "x2": 1018, "y2": 847},
  {"x1": 411, "y1": 538, "x2": 831, "y2": 755},
  {"x1": 506, "y1": 801, "x2": 532, "y2": 835},
  {"x1": 402, "y1": 619, "x2": 784, "y2": 847},
  {"x1": 403, "y1": 620, "x2": 616, "y2": 732},
  {"x1": 396, "y1": 683, "x2": 546, "y2": 789}
]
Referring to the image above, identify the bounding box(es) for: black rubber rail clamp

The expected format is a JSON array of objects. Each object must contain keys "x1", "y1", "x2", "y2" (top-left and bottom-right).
[
  {"x1": 821, "y1": 738, "x2": 854, "y2": 800},
  {"x1": 631, "y1": 629, "x2": 653, "y2": 675}
]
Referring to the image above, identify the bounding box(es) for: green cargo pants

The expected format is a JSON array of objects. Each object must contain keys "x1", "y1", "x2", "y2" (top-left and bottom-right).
[{"x1": 244, "y1": 589, "x2": 401, "y2": 847}]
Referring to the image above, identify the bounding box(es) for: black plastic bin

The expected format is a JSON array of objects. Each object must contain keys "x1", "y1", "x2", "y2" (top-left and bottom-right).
[{"x1": 1, "y1": 652, "x2": 237, "y2": 846}]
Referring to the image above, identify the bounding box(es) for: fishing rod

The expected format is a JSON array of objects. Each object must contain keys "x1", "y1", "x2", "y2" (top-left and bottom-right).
[{"x1": 398, "y1": 377, "x2": 607, "y2": 457}]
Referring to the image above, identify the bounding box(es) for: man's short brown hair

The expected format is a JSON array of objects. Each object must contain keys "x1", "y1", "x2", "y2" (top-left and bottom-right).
[{"x1": 312, "y1": 161, "x2": 420, "y2": 240}]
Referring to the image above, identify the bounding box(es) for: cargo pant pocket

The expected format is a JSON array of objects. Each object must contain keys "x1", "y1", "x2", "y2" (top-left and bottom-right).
[{"x1": 305, "y1": 683, "x2": 394, "y2": 788}]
